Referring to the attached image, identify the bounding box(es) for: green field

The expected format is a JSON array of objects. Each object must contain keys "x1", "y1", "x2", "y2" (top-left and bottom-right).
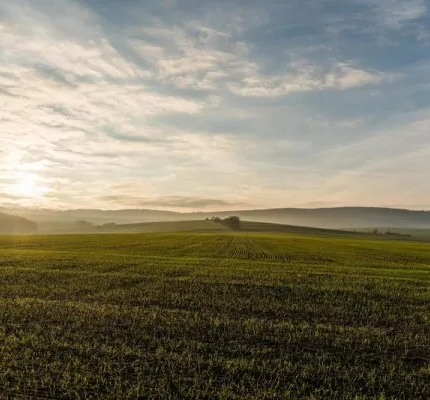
[{"x1": 0, "y1": 232, "x2": 429, "y2": 399}]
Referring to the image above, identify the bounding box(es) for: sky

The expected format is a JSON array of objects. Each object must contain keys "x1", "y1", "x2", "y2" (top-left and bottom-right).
[{"x1": 1, "y1": 0, "x2": 430, "y2": 211}]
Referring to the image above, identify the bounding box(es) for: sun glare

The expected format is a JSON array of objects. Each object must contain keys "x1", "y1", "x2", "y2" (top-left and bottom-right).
[{"x1": 13, "y1": 174, "x2": 37, "y2": 197}]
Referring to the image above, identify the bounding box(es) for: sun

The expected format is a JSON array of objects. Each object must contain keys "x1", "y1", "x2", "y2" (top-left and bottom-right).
[
  {"x1": 14, "y1": 174, "x2": 37, "y2": 197},
  {"x1": 8, "y1": 173, "x2": 50, "y2": 202}
]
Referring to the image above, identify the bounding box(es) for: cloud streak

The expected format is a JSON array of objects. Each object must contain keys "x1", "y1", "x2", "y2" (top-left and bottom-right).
[{"x1": 99, "y1": 195, "x2": 244, "y2": 209}]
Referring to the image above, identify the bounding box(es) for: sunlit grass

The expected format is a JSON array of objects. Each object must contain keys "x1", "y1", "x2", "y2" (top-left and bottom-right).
[{"x1": 0, "y1": 232, "x2": 429, "y2": 398}]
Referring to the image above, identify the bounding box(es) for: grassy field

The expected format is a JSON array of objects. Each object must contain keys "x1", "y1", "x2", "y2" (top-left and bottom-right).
[{"x1": 0, "y1": 232, "x2": 429, "y2": 399}]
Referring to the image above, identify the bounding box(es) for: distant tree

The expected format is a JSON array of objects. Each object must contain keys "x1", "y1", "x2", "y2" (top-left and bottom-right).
[
  {"x1": 372, "y1": 228, "x2": 379, "y2": 235},
  {"x1": 75, "y1": 220, "x2": 94, "y2": 230},
  {"x1": 222, "y1": 216, "x2": 241, "y2": 230}
]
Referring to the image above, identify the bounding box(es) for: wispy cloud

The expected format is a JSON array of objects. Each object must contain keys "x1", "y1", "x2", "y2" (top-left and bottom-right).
[
  {"x1": 364, "y1": 0, "x2": 427, "y2": 29},
  {"x1": 99, "y1": 194, "x2": 244, "y2": 210},
  {"x1": 228, "y1": 60, "x2": 394, "y2": 97}
]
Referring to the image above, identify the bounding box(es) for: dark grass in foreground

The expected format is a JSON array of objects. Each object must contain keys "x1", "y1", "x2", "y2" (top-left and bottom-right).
[{"x1": 0, "y1": 233, "x2": 429, "y2": 399}]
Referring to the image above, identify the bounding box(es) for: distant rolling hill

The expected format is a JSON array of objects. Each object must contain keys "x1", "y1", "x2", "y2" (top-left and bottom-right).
[
  {"x1": 2, "y1": 206, "x2": 430, "y2": 230},
  {"x1": 95, "y1": 219, "x2": 363, "y2": 237},
  {"x1": 1, "y1": 207, "x2": 179, "y2": 226},
  {"x1": 1, "y1": 211, "x2": 426, "y2": 240},
  {"x1": 0, "y1": 211, "x2": 37, "y2": 234}
]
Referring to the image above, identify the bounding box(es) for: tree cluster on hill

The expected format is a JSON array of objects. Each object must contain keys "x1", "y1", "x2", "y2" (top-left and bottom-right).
[
  {"x1": 371, "y1": 228, "x2": 412, "y2": 238},
  {"x1": 75, "y1": 220, "x2": 95, "y2": 230},
  {"x1": 0, "y1": 212, "x2": 37, "y2": 234},
  {"x1": 209, "y1": 216, "x2": 241, "y2": 230}
]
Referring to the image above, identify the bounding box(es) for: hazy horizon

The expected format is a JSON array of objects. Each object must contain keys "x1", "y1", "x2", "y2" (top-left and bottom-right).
[
  {"x1": 1, "y1": 0, "x2": 430, "y2": 212},
  {"x1": 2, "y1": 204, "x2": 430, "y2": 213}
]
